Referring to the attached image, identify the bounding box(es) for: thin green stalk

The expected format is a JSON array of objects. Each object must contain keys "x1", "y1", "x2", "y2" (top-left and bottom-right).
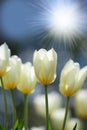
[
  {"x1": 10, "y1": 89, "x2": 16, "y2": 127},
  {"x1": 24, "y1": 94, "x2": 28, "y2": 130},
  {"x1": 0, "y1": 77, "x2": 8, "y2": 130},
  {"x1": 44, "y1": 86, "x2": 49, "y2": 130},
  {"x1": 62, "y1": 96, "x2": 70, "y2": 130}
]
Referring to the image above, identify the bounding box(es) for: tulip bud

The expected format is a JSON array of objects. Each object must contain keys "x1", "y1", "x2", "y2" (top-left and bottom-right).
[
  {"x1": 17, "y1": 62, "x2": 37, "y2": 94},
  {"x1": 33, "y1": 48, "x2": 57, "y2": 86},
  {"x1": 0, "y1": 43, "x2": 11, "y2": 76},
  {"x1": 59, "y1": 59, "x2": 87, "y2": 96}
]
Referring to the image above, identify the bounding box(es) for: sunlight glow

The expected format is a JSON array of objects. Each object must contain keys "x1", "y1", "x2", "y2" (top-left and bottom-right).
[
  {"x1": 49, "y1": 5, "x2": 79, "y2": 34},
  {"x1": 41, "y1": 0, "x2": 87, "y2": 43}
]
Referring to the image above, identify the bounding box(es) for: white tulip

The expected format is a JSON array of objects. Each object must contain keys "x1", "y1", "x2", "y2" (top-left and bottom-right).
[
  {"x1": 0, "y1": 43, "x2": 10, "y2": 76},
  {"x1": 33, "y1": 92, "x2": 62, "y2": 117},
  {"x1": 17, "y1": 62, "x2": 37, "y2": 94},
  {"x1": 51, "y1": 108, "x2": 71, "y2": 130},
  {"x1": 66, "y1": 118, "x2": 83, "y2": 130},
  {"x1": 33, "y1": 48, "x2": 57, "y2": 86},
  {"x1": 3, "y1": 55, "x2": 21, "y2": 89},
  {"x1": 59, "y1": 59, "x2": 87, "y2": 96},
  {"x1": 74, "y1": 89, "x2": 87, "y2": 118},
  {"x1": 30, "y1": 126, "x2": 45, "y2": 130}
]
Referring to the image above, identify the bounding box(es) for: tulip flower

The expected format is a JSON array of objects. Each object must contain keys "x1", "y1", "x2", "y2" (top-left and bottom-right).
[
  {"x1": 0, "y1": 43, "x2": 10, "y2": 76},
  {"x1": 2, "y1": 55, "x2": 21, "y2": 126},
  {"x1": 3, "y1": 55, "x2": 21, "y2": 90},
  {"x1": 59, "y1": 59, "x2": 87, "y2": 130},
  {"x1": 59, "y1": 59, "x2": 87, "y2": 97},
  {"x1": 66, "y1": 118, "x2": 83, "y2": 130},
  {"x1": 17, "y1": 62, "x2": 37, "y2": 130},
  {"x1": 33, "y1": 92, "x2": 62, "y2": 117},
  {"x1": 51, "y1": 108, "x2": 71, "y2": 130},
  {"x1": 33, "y1": 48, "x2": 57, "y2": 86},
  {"x1": 0, "y1": 43, "x2": 10, "y2": 130},
  {"x1": 17, "y1": 62, "x2": 37, "y2": 94},
  {"x1": 33, "y1": 48, "x2": 57, "y2": 130},
  {"x1": 74, "y1": 89, "x2": 87, "y2": 118},
  {"x1": 30, "y1": 126, "x2": 45, "y2": 130}
]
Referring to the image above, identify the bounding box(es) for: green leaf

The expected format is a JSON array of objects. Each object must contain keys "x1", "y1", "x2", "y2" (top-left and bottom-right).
[
  {"x1": 72, "y1": 123, "x2": 77, "y2": 130},
  {"x1": 0, "y1": 124, "x2": 4, "y2": 130},
  {"x1": 13, "y1": 119, "x2": 19, "y2": 129},
  {"x1": 13, "y1": 119, "x2": 24, "y2": 130},
  {"x1": 17, "y1": 121, "x2": 24, "y2": 130}
]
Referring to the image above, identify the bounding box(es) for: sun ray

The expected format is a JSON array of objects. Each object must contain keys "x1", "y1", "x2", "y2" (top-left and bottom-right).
[{"x1": 42, "y1": 0, "x2": 87, "y2": 44}]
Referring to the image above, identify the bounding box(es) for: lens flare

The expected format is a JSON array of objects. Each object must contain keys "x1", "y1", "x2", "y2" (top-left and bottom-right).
[
  {"x1": 48, "y1": 4, "x2": 81, "y2": 37},
  {"x1": 25, "y1": 0, "x2": 87, "y2": 47},
  {"x1": 41, "y1": 0, "x2": 87, "y2": 43},
  {"x1": 27, "y1": 0, "x2": 86, "y2": 46}
]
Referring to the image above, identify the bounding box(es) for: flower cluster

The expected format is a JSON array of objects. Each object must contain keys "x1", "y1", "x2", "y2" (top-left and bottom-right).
[
  {"x1": 0, "y1": 43, "x2": 37, "y2": 94},
  {"x1": 0, "y1": 43, "x2": 87, "y2": 130}
]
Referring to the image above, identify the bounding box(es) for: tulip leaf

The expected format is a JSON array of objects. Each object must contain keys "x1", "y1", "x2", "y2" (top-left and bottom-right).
[
  {"x1": 72, "y1": 123, "x2": 77, "y2": 130},
  {"x1": 0, "y1": 124, "x2": 4, "y2": 130},
  {"x1": 13, "y1": 119, "x2": 24, "y2": 130},
  {"x1": 13, "y1": 119, "x2": 19, "y2": 129}
]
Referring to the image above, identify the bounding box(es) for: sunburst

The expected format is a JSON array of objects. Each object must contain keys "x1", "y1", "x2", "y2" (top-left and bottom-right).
[
  {"x1": 41, "y1": 0, "x2": 87, "y2": 42},
  {"x1": 26, "y1": 0, "x2": 87, "y2": 47},
  {"x1": 36, "y1": 0, "x2": 87, "y2": 46}
]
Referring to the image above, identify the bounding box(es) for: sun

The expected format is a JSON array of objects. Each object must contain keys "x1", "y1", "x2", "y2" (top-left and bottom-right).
[
  {"x1": 38, "y1": 0, "x2": 87, "y2": 44},
  {"x1": 49, "y1": 5, "x2": 78, "y2": 34},
  {"x1": 26, "y1": 0, "x2": 87, "y2": 47}
]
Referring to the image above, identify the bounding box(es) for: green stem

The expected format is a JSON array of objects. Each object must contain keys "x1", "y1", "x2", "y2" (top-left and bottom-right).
[
  {"x1": 24, "y1": 94, "x2": 28, "y2": 130},
  {"x1": 62, "y1": 96, "x2": 70, "y2": 130},
  {"x1": 0, "y1": 77, "x2": 8, "y2": 130},
  {"x1": 10, "y1": 89, "x2": 16, "y2": 127},
  {"x1": 44, "y1": 86, "x2": 49, "y2": 130}
]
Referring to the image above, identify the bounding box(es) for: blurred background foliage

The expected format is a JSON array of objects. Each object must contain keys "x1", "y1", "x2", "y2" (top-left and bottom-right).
[{"x1": 1, "y1": 0, "x2": 87, "y2": 129}]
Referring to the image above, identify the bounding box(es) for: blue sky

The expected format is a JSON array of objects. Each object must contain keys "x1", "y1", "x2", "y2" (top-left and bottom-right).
[{"x1": 1, "y1": 0, "x2": 31, "y2": 39}]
